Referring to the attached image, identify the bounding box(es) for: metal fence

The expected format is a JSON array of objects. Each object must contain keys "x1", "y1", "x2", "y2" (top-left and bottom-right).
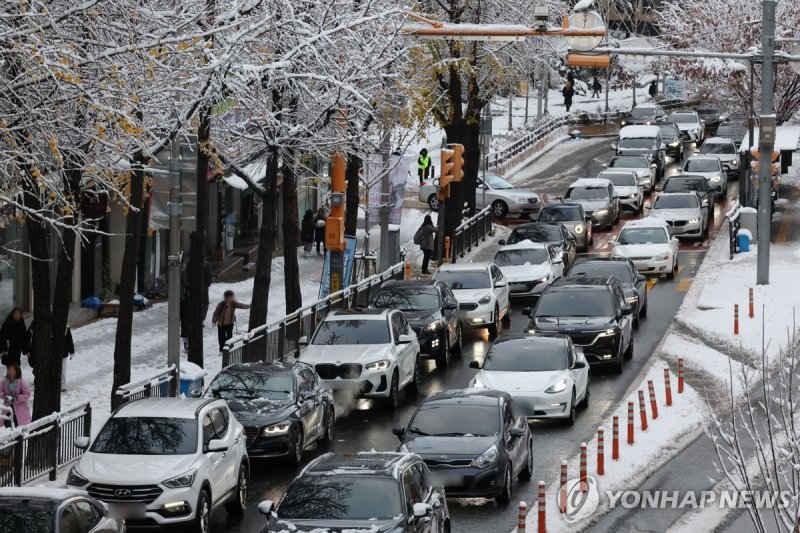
[
  {"x1": 222, "y1": 262, "x2": 406, "y2": 368},
  {"x1": 726, "y1": 203, "x2": 742, "y2": 260},
  {"x1": 115, "y1": 366, "x2": 178, "y2": 404},
  {"x1": 0, "y1": 402, "x2": 91, "y2": 487},
  {"x1": 451, "y1": 207, "x2": 493, "y2": 262}
]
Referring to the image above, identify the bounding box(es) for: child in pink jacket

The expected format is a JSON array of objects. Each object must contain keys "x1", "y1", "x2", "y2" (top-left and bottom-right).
[{"x1": 1, "y1": 364, "x2": 32, "y2": 427}]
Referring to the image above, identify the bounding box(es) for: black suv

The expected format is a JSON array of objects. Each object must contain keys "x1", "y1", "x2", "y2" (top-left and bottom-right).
[
  {"x1": 568, "y1": 258, "x2": 647, "y2": 328},
  {"x1": 658, "y1": 122, "x2": 684, "y2": 159},
  {"x1": 537, "y1": 204, "x2": 593, "y2": 252},
  {"x1": 371, "y1": 280, "x2": 462, "y2": 368},
  {"x1": 258, "y1": 452, "x2": 450, "y2": 532},
  {"x1": 620, "y1": 105, "x2": 665, "y2": 126},
  {"x1": 524, "y1": 277, "x2": 635, "y2": 373},
  {"x1": 499, "y1": 222, "x2": 577, "y2": 268},
  {"x1": 661, "y1": 174, "x2": 713, "y2": 215}
]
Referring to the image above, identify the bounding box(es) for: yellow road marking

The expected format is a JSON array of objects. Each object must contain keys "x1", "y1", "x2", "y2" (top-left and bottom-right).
[
  {"x1": 646, "y1": 278, "x2": 658, "y2": 292},
  {"x1": 675, "y1": 265, "x2": 684, "y2": 278},
  {"x1": 677, "y1": 277, "x2": 693, "y2": 292},
  {"x1": 775, "y1": 219, "x2": 790, "y2": 244}
]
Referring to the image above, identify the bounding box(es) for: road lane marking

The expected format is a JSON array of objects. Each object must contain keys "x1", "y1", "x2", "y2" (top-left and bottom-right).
[
  {"x1": 646, "y1": 279, "x2": 658, "y2": 292},
  {"x1": 677, "y1": 277, "x2": 693, "y2": 292}
]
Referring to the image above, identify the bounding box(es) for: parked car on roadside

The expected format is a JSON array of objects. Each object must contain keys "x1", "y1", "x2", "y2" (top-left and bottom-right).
[
  {"x1": 564, "y1": 178, "x2": 620, "y2": 229},
  {"x1": 648, "y1": 192, "x2": 708, "y2": 240},
  {"x1": 204, "y1": 362, "x2": 334, "y2": 464},
  {"x1": 698, "y1": 137, "x2": 739, "y2": 175},
  {"x1": 499, "y1": 222, "x2": 577, "y2": 268},
  {"x1": 658, "y1": 122, "x2": 685, "y2": 159},
  {"x1": 681, "y1": 156, "x2": 727, "y2": 197},
  {"x1": 298, "y1": 309, "x2": 421, "y2": 409},
  {"x1": 258, "y1": 452, "x2": 450, "y2": 532},
  {"x1": 392, "y1": 389, "x2": 532, "y2": 504},
  {"x1": 597, "y1": 170, "x2": 644, "y2": 212},
  {"x1": 492, "y1": 241, "x2": 565, "y2": 298},
  {"x1": 419, "y1": 173, "x2": 541, "y2": 218},
  {"x1": 568, "y1": 257, "x2": 648, "y2": 328},
  {"x1": 536, "y1": 204, "x2": 593, "y2": 253},
  {"x1": 610, "y1": 218, "x2": 680, "y2": 278},
  {"x1": 0, "y1": 487, "x2": 124, "y2": 533},
  {"x1": 606, "y1": 155, "x2": 656, "y2": 192},
  {"x1": 667, "y1": 111, "x2": 705, "y2": 143}
]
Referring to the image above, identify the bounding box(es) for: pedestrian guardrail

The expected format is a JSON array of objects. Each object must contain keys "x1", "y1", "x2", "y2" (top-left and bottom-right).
[
  {"x1": 451, "y1": 207, "x2": 492, "y2": 262},
  {"x1": 222, "y1": 263, "x2": 406, "y2": 368},
  {"x1": 726, "y1": 203, "x2": 742, "y2": 260},
  {"x1": 0, "y1": 402, "x2": 92, "y2": 487},
  {"x1": 115, "y1": 366, "x2": 178, "y2": 404}
]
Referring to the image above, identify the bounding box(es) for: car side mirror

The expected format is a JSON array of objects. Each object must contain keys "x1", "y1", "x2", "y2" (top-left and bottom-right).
[
  {"x1": 206, "y1": 439, "x2": 228, "y2": 453},
  {"x1": 509, "y1": 427, "x2": 525, "y2": 438},
  {"x1": 644, "y1": 202, "x2": 652, "y2": 210},
  {"x1": 190, "y1": 389, "x2": 203, "y2": 398},
  {"x1": 258, "y1": 500, "x2": 275, "y2": 517},
  {"x1": 444, "y1": 302, "x2": 458, "y2": 310},
  {"x1": 608, "y1": 239, "x2": 618, "y2": 246},
  {"x1": 567, "y1": 234, "x2": 577, "y2": 242},
  {"x1": 584, "y1": 214, "x2": 592, "y2": 222},
  {"x1": 552, "y1": 256, "x2": 563, "y2": 264},
  {"x1": 637, "y1": 274, "x2": 646, "y2": 282},
  {"x1": 654, "y1": 185, "x2": 662, "y2": 192},
  {"x1": 498, "y1": 239, "x2": 506, "y2": 245},
  {"x1": 522, "y1": 307, "x2": 532, "y2": 317},
  {"x1": 299, "y1": 391, "x2": 315, "y2": 402},
  {"x1": 621, "y1": 305, "x2": 634, "y2": 316},
  {"x1": 601, "y1": 163, "x2": 608, "y2": 168},
  {"x1": 298, "y1": 336, "x2": 308, "y2": 346},
  {"x1": 610, "y1": 143, "x2": 618, "y2": 151},
  {"x1": 495, "y1": 281, "x2": 507, "y2": 288},
  {"x1": 74, "y1": 436, "x2": 90, "y2": 450},
  {"x1": 671, "y1": 237, "x2": 679, "y2": 244},
  {"x1": 413, "y1": 503, "x2": 433, "y2": 519},
  {"x1": 469, "y1": 361, "x2": 481, "y2": 369},
  {"x1": 392, "y1": 427, "x2": 405, "y2": 440},
  {"x1": 572, "y1": 361, "x2": 587, "y2": 369},
  {"x1": 397, "y1": 334, "x2": 413, "y2": 344}
]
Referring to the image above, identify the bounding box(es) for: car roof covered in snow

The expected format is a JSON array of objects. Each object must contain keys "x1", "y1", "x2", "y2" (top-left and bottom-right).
[
  {"x1": 568, "y1": 178, "x2": 613, "y2": 189},
  {"x1": 116, "y1": 397, "x2": 217, "y2": 419},
  {"x1": 685, "y1": 155, "x2": 722, "y2": 163},
  {"x1": 436, "y1": 262, "x2": 491, "y2": 273},
  {"x1": 621, "y1": 216, "x2": 670, "y2": 230},
  {"x1": 497, "y1": 239, "x2": 549, "y2": 252},
  {"x1": 424, "y1": 388, "x2": 507, "y2": 406},
  {"x1": 619, "y1": 125, "x2": 661, "y2": 139},
  {"x1": 327, "y1": 308, "x2": 391, "y2": 320},
  {"x1": 702, "y1": 137, "x2": 735, "y2": 145},
  {"x1": 304, "y1": 452, "x2": 418, "y2": 478}
]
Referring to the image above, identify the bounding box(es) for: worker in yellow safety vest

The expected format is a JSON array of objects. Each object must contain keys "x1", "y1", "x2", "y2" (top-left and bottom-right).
[{"x1": 417, "y1": 148, "x2": 431, "y2": 185}]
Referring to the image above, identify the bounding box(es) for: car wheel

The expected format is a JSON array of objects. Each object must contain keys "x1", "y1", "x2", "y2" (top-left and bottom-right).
[
  {"x1": 451, "y1": 324, "x2": 463, "y2": 357},
  {"x1": 492, "y1": 200, "x2": 509, "y2": 218},
  {"x1": 640, "y1": 296, "x2": 648, "y2": 318},
  {"x1": 443, "y1": 521, "x2": 451, "y2": 533},
  {"x1": 501, "y1": 306, "x2": 511, "y2": 327},
  {"x1": 667, "y1": 256, "x2": 678, "y2": 280},
  {"x1": 319, "y1": 405, "x2": 335, "y2": 444},
  {"x1": 193, "y1": 489, "x2": 210, "y2": 533},
  {"x1": 624, "y1": 336, "x2": 634, "y2": 360},
  {"x1": 579, "y1": 384, "x2": 590, "y2": 408},
  {"x1": 428, "y1": 194, "x2": 439, "y2": 210},
  {"x1": 488, "y1": 306, "x2": 500, "y2": 340},
  {"x1": 225, "y1": 463, "x2": 249, "y2": 515},
  {"x1": 613, "y1": 345, "x2": 624, "y2": 374},
  {"x1": 496, "y1": 465, "x2": 513, "y2": 505},
  {"x1": 435, "y1": 337, "x2": 449, "y2": 369},
  {"x1": 518, "y1": 439, "x2": 533, "y2": 481},
  {"x1": 386, "y1": 370, "x2": 400, "y2": 409},
  {"x1": 564, "y1": 390, "x2": 577, "y2": 426},
  {"x1": 292, "y1": 428, "x2": 304, "y2": 465},
  {"x1": 409, "y1": 355, "x2": 421, "y2": 394},
  {"x1": 588, "y1": 232, "x2": 594, "y2": 246},
  {"x1": 633, "y1": 313, "x2": 639, "y2": 330}
]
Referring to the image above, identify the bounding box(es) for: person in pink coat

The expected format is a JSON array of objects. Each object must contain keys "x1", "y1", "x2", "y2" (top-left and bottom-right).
[{"x1": 1, "y1": 364, "x2": 32, "y2": 427}]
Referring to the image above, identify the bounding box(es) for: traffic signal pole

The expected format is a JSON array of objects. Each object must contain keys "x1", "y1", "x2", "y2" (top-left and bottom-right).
[
  {"x1": 436, "y1": 144, "x2": 465, "y2": 264},
  {"x1": 327, "y1": 155, "x2": 347, "y2": 291},
  {"x1": 756, "y1": 0, "x2": 776, "y2": 285}
]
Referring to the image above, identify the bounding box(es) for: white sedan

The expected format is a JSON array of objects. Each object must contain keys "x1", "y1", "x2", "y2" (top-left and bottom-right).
[
  {"x1": 469, "y1": 334, "x2": 589, "y2": 425},
  {"x1": 611, "y1": 217, "x2": 680, "y2": 279},
  {"x1": 492, "y1": 241, "x2": 564, "y2": 298},
  {"x1": 419, "y1": 173, "x2": 541, "y2": 218}
]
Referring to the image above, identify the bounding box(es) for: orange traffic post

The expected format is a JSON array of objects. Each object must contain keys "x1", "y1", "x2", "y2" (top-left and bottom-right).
[
  {"x1": 579, "y1": 442, "x2": 587, "y2": 492},
  {"x1": 404, "y1": 261, "x2": 412, "y2": 279},
  {"x1": 638, "y1": 390, "x2": 648, "y2": 431},
  {"x1": 627, "y1": 401, "x2": 635, "y2": 445},
  {"x1": 559, "y1": 461, "x2": 568, "y2": 513},
  {"x1": 734, "y1": 304, "x2": 739, "y2": 335},
  {"x1": 518, "y1": 501, "x2": 527, "y2": 532},
  {"x1": 678, "y1": 358, "x2": 685, "y2": 394},
  {"x1": 444, "y1": 236, "x2": 451, "y2": 263},
  {"x1": 537, "y1": 481, "x2": 546, "y2": 533},
  {"x1": 648, "y1": 380, "x2": 659, "y2": 420},
  {"x1": 612, "y1": 415, "x2": 620, "y2": 460},
  {"x1": 664, "y1": 368, "x2": 673, "y2": 406},
  {"x1": 597, "y1": 428, "x2": 605, "y2": 476},
  {"x1": 749, "y1": 288, "x2": 754, "y2": 318}
]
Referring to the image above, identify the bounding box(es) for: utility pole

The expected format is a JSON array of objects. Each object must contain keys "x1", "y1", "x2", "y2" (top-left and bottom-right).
[
  {"x1": 507, "y1": 83, "x2": 514, "y2": 131},
  {"x1": 756, "y1": 0, "x2": 777, "y2": 285},
  {"x1": 167, "y1": 138, "x2": 182, "y2": 384},
  {"x1": 379, "y1": 128, "x2": 391, "y2": 272}
]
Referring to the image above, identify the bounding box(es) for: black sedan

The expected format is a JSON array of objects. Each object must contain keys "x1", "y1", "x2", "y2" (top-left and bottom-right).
[
  {"x1": 393, "y1": 389, "x2": 532, "y2": 504},
  {"x1": 499, "y1": 222, "x2": 577, "y2": 269},
  {"x1": 568, "y1": 257, "x2": 647, "y2": 327},
  {"x1": 620, "y1": 105, "x2": 665, "y2": 126},
  {"x1": 205, "y1": 361, "x2": 334, "y2": 463},
  {"x1": 259, "y1": 452, "x2": 450, "y2": 532},
  {"x1": 370, "y1": 280, "x2": 461, "y2": 368}
]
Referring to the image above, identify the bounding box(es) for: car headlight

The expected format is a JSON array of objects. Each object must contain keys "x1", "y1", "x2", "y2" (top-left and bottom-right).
[
  {"x1": 731, "y1": 160, "x2": 738, "y2": 167},
  {"x1": 626, "y1": 295, "x2": 639, "y2": 304},
  {"x1": 162, "y1": 470, "x2": 197, "y2": 488},
  {"x1": 628, "y1": 193, "x2": 637, "y2": 199},
  {"x1": 545, "y1": 379, "x2": 568, "y2": 394},
  {"x1": 67, "y1": 467, "x2": 88, "y2": 487},
  {"x1": 621, "y1": 120, "x2": 626, "y2": 125},
  {"x1": 263, "y1": 422, "x2": 291, "y2": 436},
  {"x1": 688, "y1": 218, "x2": 700, "y2": 224},
  {"x1": 650, "y1": 163, "x2": 657, "y2": 170},
  {"x1": 701, "y1": 198, "x2": 709, "y2": 206},
  {"x1": 691, "y1": 128, "x2": 699, "y2": 133},
  {"x1": 598, "y1": 328, "x2": 617, "y2": 338},
  {"x1": 478, "y1": 295, "x2": 492, "y2": 305},
  {"x1": 512, "y1": 195, "x2": 529, "y2": 203},
  {"x1": 365, "y1": 360, "x2": 391, "y2": 371},
  {"x1": 424, "y1": 320, "x2": 444, "y2": 332},
  {"x1": 655, "y1": 253, "x2": 670, "y2": 261},
  {"x1": 574, "y1": 224, "x2": 584, "y2": 234},
  {"x1": 471, "y1": 445, "x2": 498, "y2": 468},
  {"x1": 669, "y1": 141, "x2": 680, "y2": 147},
  {"x1": 540, "y1": 275, "x2": 549, "y2": 282},
  {"x1": 595, "y1": 208, "x2": 609, "y2": 215},
  {"x1": 710, "y1": 176, "x2": 721, "y2": 182}
]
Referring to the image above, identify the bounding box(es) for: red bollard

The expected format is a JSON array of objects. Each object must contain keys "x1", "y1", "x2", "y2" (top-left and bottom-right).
[
  {"x1": 638, "y1": 389, "x2": 648, "y2": 431},
  {"x1": 538, "y1": 481, "x2": 546, "y2": 533},
  {"x1": 579, "y1": 442, "x2": 588, "y2": 492},
  {"x1": 627, "y1": 401, "x2": 635, "y2": 445},
  {"x1": 648, "y1": 379, "x2": 659, "y2": 420},
  {"x1": 749, "y1": 288, "x2": 754, "y2": 319},
  {"x1": 678, "y1": 358, "x2": 685, "y2": 394},
  {"x1": 518, "y1": 501, "x2": 527, "y2": 532},
  {"x1": 664, "y1": 368, "x2": 673, "y2": 406},
  {"x1": 612, "y1": 415, "x2": 620, "y2": 460},
  {"x1": 597, "y1": 427, "x2": 605, "y2": 476},
  {"x1": 559, "y1": 461, "x2": 568, "y2": 513},
  {"x1": 734, "y1": 304, "x2": 739, "y2": 335}
]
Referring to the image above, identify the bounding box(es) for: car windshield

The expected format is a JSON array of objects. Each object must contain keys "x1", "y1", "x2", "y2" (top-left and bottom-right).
[
  {"x1": 535, "y1": 290, "x2": 614, "y2": 317},
  {"x1": 312, "y1": 319, "x2": 390, "y2": 345},
  {"x1": 618, "y1": 228, "x2": 668, "y2": 244},
  {"x1": 507, "y1": 225, "x2": 562, "y2": 244},
  {"x1": 0, "y1": 499, "x2": 56, "y2": 533},
  {"x1": 602, "y1": 173, "x2": 637, "y2": 187},
  {"x1": 483, "y1": 341, "x2": 567, "y2": 371},
  {"x1": 670, "y1": 113, "x2": 698, "y2": 124},
  {"x1": 279, "y1": 476, "x2": 403, "y2": 521},
  {"x1": 717, "y1": 124, "x2": 744, "y2": 137},
  {"x1": 684, "y1": 159, "x2": 720, "y2": 172},
  {"x1": 654, "y1": 195, "x2": 698, "y2": 209},
  {"x1": 630, "y1": 107, "x2": 657, "y2": 118},
  {"x1": 618, "y1": 138, "x2": 656, "y2": 150},
  {"x1": 371, "y1": 287, "x2": 440, "y2": 312},
  {"x1": 700, "y1": 143, "x2": 735, "y2": 155},
  {"x1": 484, "y1": 174, "x2": 514, "y2": 190},
  {"x1": 566, "y1": 186, "x2": 608, "y2": 201},
  {"x1": 539, "y1": 207, "x2": 581, "y2": 222},
  {"x1": 433, "y1": 270, "x2": 490, "y2": 290},
  {"x1": 493, "y1": 248, "x2": 549, "y2": 266},
  {"x1": 409, "y1": 403, "x2": 500, "y2": 437},
  {"x1": 91, "y1": 417, "x2": 198, "y2": 455},
  {"x1": 609, "y1": 157, "x2": 648, "y2": 169},
  {"x1": 570, "y1": 263, "x2": 635, "y2": 283},
  {"x1": 208, "y1": 372, "x2": 293, "y2": 402},
  {"x1": 658, "y1": 124, "x2": 679, "y2": 137},
  {"x1": 664, "y1": 179, "x2": 705, "y2": 193}
]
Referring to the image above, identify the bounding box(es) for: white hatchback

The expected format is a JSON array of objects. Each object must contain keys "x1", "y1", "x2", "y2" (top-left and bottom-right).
[{"x1": 67, "y1": 397, "x2": 249, "y2": 533}]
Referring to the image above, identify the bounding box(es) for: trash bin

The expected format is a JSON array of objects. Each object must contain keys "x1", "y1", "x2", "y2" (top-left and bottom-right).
[
  {"x1": 179, "y1": 362, "x2": 208, "y2": 396},
  {"x1": 739, "y1": 207, "x2": 757, "y2": 244},
  {"x1": 737, "y1": 229, "x2": 752, "y2": 253}
]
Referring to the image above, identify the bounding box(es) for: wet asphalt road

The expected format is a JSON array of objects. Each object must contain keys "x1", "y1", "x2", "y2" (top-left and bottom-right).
[{"x1": 209, "y1": 138, "x2": 739, "y2": 533}]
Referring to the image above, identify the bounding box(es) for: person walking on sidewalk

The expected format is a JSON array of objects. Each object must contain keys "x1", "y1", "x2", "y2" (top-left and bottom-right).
[
  {"x1": 212, "y1": 290, "x2": 251, "y2": 354},
  {"x1": 649, "y1": 79, "x2": 658, "y2": 99},
  {"x1": 562, "y1": 79, "x2": 575, "y2": 112},
  {"x1": 0, "y1": 308, "x2": 29, "y2": 369},
  {"x1": 1, "y1": 364, "x2": 31, "y2": 427},
  {"x1": 591, "y1": 76, "x2": 602, "y2": 98},
  {"x1": 314, "y1": 207, "x2": 327, "y2": 256},
  {"x1": 26, "y1": 322, "x2": 74, "y2": 391},
  {"x1": 417, "y1": 148, "x2": 431, "y2": 185},
  {"x1": 415, "y1": 215, "x2": 437, "y2": 275},
  {"x1": 301, "y1": 209, "x2": 315, "y2": 257}
]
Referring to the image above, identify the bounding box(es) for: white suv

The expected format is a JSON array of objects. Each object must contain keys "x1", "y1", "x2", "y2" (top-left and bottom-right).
[{"x1": 67, "y1": 398, "x2": 249, "y2": 533}]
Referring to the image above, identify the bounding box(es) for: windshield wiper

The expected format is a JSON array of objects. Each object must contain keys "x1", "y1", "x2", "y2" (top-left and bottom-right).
[{"x1": 409, "y1": 426, "x2": 430, "y2": 436}]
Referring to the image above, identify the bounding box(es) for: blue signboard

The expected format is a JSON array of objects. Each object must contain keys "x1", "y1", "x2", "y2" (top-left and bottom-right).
[{"x1": 319, "y1": 235, "x2": 358, "y2": 300}]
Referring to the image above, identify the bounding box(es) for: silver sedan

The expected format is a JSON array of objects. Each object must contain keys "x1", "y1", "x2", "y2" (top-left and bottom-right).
[{"x1": 420, "y1": 173, "x2": 541, "y2": 218}]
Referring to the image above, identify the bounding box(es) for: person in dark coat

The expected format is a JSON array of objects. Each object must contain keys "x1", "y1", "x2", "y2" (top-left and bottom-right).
[
  {"x1": 591, "y1": 76, "x2": 602, "y2": 98},
  {"x1": 649, "y1": 80, "x2": 657, "y2": 99},
  {"x1": 418, "y1": 215, "x2": 437, "y2": 275},
  {"x1": 301, "y1": 209, "x2": 315, "y2": 257},
  {"x1": 562, "y1": 81, "x2": 575, "y2": 112},
  {"x1": 314, "y1": 207, "x2": 327, "y2": 256},
  {"x1": 26, "y1": 322, "x2": 74, "y2": 390},
  {"x1": 0, "y1": 308, "x2": 29, "y2": 368}
]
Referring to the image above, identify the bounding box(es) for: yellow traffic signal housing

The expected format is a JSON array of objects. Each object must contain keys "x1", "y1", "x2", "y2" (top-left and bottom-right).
[
  {"x1": 567, "y1": 52, "x2": 611, "y2": 68},
  {"x1": 439, "y1": 147, "x2": 455, "y2": 201},
  {"x1": 448, "y1": 143, "x2": 464, "y2": 182}
]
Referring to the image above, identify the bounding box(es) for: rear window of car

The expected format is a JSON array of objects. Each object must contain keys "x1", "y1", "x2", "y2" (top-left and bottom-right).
[
  {"x1": 670, "y1": 113, "x2": 698, "y2": 123},
  {"x1": 507, "y1": 225, "x2": 562, "y2": 244},
  {"x1": 483, "y1": 340, "x2": 567, "y2": 371},
  {"x1": 433, "y1": 270, "x2": 491, "y2": 290},
  {"x1": 494, "y1": 248, "x2": 549, "y2": 267},
  {"x1": 538, "y1": 206, "x2": 582, "y2": 222},
  {"x1": 535, "y1": 289, "x2": 615, "y2": 317},
  {"x1": 570, "y1": 262, "x2": 635, "y2": 283},
  {"x1": 654, "y1": 194, "x2": 699, "y2": 209},
  {"x1": 664, "y1": 178, "x2": 706, "y2": 193},
  {"x1": 609, "y1": 157, "x2": 648, "y2": 169},
  {"x1": 312, "y1": 319, "x2": 391, "y2": 345},
  {"x1": 684, "y1": 159, "x2": 720, "y2": 172},
  {"x1": 700, "y1": 143, "x2": 735, "y2": 155}
]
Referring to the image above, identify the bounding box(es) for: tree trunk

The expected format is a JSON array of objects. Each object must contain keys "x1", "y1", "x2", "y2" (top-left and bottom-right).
[
  {"x1": 344, "y1": 154, "x2": 360, "y2": 236},
  {"x1": 282, "y1": 151, "x2": 302, "y2": 314},
  {"x1": 248, "y1": 149, "x2": 279, "y2": 330},
  {"x1": 111, "y1": 161, "x2": 146, "y2": 410},
  {"x1": 188, "y1": 110, "x2": 210, "y2": 368}
]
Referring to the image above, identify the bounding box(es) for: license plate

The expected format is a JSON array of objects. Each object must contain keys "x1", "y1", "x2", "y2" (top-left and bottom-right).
[
  {"x1": 429, "y1": 471, "x2": 465, "y2": 487},
  {"x1": 108, "y1": 503, "x2": 146, "y2": 519}
]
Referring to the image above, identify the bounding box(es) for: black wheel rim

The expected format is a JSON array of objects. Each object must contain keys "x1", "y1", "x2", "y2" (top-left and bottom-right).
[
  {"x1": 415, "y1": 360, "x2": 420, "y2": 384},
  {"x1": 199, "y1": 494, "x2": 209, "y2": 533},
  {"x1": 327, "y1": 409, "x2": 334, "y2": 440},
  {"x1": 294, "y1": 434, "x2": 302, "y2": 462},
  {"x1": 505, "y1": 468, "x2": 512, "y2": 498},
  {"x1": 238, "y1": 469, "x2": 248, "y2": 509},
  {"x1": 391, "y1": 374, "x2": 399, "y2": 406}
]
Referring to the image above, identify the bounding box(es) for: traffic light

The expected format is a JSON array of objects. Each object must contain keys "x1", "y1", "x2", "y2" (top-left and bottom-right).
[
  {"x1": 438, "y1": 147, "x2": 455, "y2": 201},
  {"x1": 449, "y1": 143, "x2": 464, "y2": 182}
]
